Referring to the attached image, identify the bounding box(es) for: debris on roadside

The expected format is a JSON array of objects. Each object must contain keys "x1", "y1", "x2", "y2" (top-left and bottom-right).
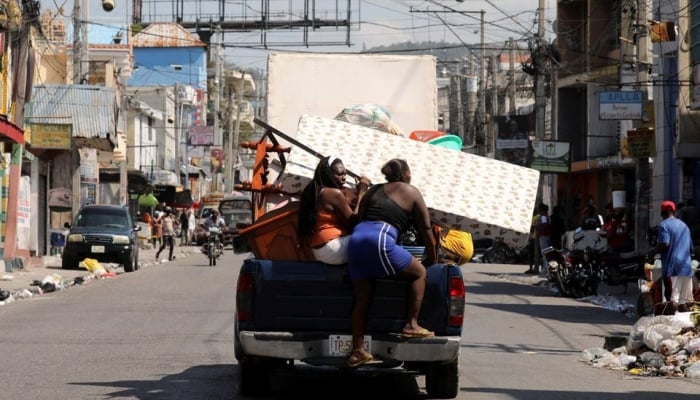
[{"x1": 581, "y1": 310, "x2": 700, "y2": 378}]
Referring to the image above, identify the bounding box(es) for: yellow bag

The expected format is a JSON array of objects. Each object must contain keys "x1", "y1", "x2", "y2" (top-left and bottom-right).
[
  {"x1": 80, "y1": 258, "x2": 106, "y2": 274},
  {"x1": 439, "y1": 229, "x2": 473, "y2": 265}
]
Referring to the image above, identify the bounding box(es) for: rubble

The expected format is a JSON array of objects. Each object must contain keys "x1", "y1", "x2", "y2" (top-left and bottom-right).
[{"x1": 582, "y1": 309, "x2": 700, "y2": 378}]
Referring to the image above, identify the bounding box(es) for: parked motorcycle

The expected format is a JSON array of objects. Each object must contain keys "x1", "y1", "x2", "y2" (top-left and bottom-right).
[
  {"x1": 482, "y1": 240, "x2": 529, "y2": 265},
  {"x1": 543, "y1": 246, "x2": 601, "y2": 298},
  {"x1": 201, "y1": 226, "x2": 224, "y2": 266},
  {"x1": 594, "y1": 249, "x2": 646, "y2": 293}
]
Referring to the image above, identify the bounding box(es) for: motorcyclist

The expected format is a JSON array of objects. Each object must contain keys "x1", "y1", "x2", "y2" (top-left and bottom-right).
[
  {"x1": 201, "y1": 210, "x2": 226, "y2": 256},
  {"x1": 203, "y1": 209, "x2": 226, "y2": 229}
]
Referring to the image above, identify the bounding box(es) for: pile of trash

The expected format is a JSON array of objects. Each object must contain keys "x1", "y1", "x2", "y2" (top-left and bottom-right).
[
  {"x1": 0, "y1": 258, "x2": 117, "y2": 306},
  {"x1": 581, "y1": 310, "x2": 700, "y2": 378}
]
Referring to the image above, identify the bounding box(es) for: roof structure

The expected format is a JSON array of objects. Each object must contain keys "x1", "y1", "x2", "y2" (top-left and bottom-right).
[
  {"x1": 27, "y1": 85, "x2": 118, "y2": 151},
  {"x1": 132, "y1": 23, "x2": 206, "y2": 48}
]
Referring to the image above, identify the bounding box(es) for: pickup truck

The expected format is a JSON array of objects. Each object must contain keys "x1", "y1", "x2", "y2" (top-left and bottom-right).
[{"x1": 234, "y1": 257, "x2": 465, "y2": 398}]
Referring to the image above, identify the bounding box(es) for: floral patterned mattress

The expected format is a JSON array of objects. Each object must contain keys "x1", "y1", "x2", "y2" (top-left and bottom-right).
[{"x1": 276, "y1": 115, "x2": 540, "y2": 247}]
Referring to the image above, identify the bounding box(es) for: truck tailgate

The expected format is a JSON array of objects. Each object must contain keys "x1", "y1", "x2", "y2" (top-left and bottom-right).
[{"x1": 238, "y1": 259, "x2": 458, "y2": 335}]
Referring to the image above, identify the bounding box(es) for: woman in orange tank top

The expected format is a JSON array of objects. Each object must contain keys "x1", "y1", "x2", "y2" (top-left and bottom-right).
[{"x1": 298, "y1": 156, "x2": 370, "y2": 264}]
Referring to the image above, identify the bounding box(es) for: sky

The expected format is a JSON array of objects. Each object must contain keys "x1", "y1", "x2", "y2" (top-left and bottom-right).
[{"x1": 58, "y1": 0, "x2": 554, "y2": 71}]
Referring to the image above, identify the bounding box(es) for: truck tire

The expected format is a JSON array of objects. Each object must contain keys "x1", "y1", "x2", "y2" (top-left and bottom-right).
[
  {"x1": 425, "y1": 360, "x2": 459, "y2": 399},
  {"x1": 238, "y1": 355, "x2": 270, "y2": 397}
]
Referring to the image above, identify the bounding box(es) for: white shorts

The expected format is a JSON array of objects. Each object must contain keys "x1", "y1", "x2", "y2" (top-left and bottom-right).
[
  {"x1": 671, "y1": 276, "x2": 694, "y2": 304},
  {"x1": 312, "y1": 236, "x2": 350, "y2": 265}
]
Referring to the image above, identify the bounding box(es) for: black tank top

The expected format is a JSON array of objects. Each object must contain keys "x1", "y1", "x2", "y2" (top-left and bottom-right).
[{"x1": 362, "y1": 184, "x2": 412, "y2": 233}]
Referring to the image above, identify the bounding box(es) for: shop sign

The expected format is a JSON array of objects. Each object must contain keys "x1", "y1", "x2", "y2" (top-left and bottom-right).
[
  {"x1": 529, "y1": 140, "x2": 571, "y2": 173},
  {"x1": 599, "y1": 91, "x2": 643, "y2": 120},
  {"x1": 626, "y1": 128, "x2": 656, "y2": 158},
  {"x1": 30, "y1": 123, "x2": 71, "y2": 149}
]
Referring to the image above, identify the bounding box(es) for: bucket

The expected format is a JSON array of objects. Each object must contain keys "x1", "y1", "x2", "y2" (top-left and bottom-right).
[{"x1": 612, "y1": 190, "x2": 626, "y2": 209}]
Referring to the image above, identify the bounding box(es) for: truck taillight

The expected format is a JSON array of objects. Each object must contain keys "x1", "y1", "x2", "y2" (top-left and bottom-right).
[
  {"x1": 448, "y1": 276, "x2": 465, "y2": 327},
  {"x1": 236, "y1": 272, "x2": 255, "y2": 321}
]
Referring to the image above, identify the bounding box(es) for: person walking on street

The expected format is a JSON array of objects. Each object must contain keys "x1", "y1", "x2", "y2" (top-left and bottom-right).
[
  {"x1": 525, "y1": 210, "x2": 539, "y2": 274},
  {"x1": 653, "y1": 200, "x2": 694, "y2": 312},
  {"x1": 345, "y1": 159, "x2": 437, "y2": 368},
  {"x1": 156, "y1": 207, "x2": 177, "y2": 261},
  {"x1": 179, "y1": 209, "x2": 189, "y2": 246},
  {"x1": 550, "y1": 205, "x2": 566, "y2": 250},
  {"x1": 187, "y1": 209, "x2": 196, "y2": 246},
  {"x1": 535, "y1": 203, "x2": 551, "y2": 275}
]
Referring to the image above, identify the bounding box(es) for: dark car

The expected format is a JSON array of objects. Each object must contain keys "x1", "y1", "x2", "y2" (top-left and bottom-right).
[{"x1": 62, "y1": 205, "x2": 141, "y2": 272}]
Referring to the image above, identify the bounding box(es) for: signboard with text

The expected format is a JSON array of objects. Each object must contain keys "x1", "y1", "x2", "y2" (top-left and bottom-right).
[
  {"x1": 529, "y1": 140, "x2": 571, "y2": 173},
  {"x1": 626, "y1": 128, "x2": 656, "y2": 158},
  {"x1": 30, "y1": 123, "x2": 72, "y2": 149},
  {"x1": 599, "y1": 91, "x2": 643, "y2": 120},
  {"x1": 188, "y1": 126, "x2": 214, "y2": 146}
]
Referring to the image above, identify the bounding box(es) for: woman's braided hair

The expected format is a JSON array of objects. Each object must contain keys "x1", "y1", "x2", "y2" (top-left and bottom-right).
[{"x1": 298, "y1": 156, "x2": 343, "y2": 237}]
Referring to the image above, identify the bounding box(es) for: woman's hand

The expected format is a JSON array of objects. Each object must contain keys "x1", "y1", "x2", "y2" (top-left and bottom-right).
[{"x1": 356, "y1": 176, "x2": 371, "y2": 192}]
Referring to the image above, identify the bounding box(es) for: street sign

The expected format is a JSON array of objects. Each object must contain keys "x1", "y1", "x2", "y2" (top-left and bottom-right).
[
  {"x1": 599, "y1": 91, "x2": 643, "y2": 120},
  {"x1": 626, "y1": 128, "x2": 655, "y2": 158}
]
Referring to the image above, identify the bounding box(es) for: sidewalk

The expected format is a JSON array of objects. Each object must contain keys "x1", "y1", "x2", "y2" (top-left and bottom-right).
[
  {"x1": 488, "y1": 262, "x2": 642, "y2": 318},
  {"x1": 0, "y1": 241, "x2": 199, "y2": 305}
]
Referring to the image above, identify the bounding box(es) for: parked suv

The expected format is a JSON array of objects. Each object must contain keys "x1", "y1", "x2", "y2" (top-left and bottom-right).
[{"x1": 62, "y1": 205, "x2": 141, "y2": 272}]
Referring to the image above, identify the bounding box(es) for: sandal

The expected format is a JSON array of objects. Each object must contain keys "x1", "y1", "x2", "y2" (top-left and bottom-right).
[
  {"x1": 401, "y1": 328, "x2": 435, "y2": 338},
  {"x1": 346, "y1": 351, "x2": 380, "y2": 368}
]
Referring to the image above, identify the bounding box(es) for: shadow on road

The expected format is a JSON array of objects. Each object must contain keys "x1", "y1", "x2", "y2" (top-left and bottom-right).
[{"x1": 71, "y1": 363, "x2": 427, "y2": 399}]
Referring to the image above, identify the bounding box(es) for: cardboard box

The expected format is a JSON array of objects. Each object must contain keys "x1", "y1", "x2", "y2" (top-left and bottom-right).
[{"x1": 277, "y1": 115, "x2": 540, "y2": 247}]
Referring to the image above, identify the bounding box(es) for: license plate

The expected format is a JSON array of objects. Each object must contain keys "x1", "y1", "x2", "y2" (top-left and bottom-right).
[
  {"x1": 328, "y1": 335, "x2": 371, "y2": 357},
  {"x1": 91, "y1": 245, "x2": 105, "y2": 253}
]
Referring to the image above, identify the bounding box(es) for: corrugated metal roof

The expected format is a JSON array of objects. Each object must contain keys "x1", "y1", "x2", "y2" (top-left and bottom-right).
[
  {"x1": 27, "y1": 84, "x2": 118, "y2": 151},
  {"x1": 132, "y1": 23, "x2": 206, "y2": 48}
]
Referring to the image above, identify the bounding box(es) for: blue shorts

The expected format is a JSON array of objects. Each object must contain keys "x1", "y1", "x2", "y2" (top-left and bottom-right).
[{"x1": 347, "y1": 221, "x2": 414, "y2": 281}]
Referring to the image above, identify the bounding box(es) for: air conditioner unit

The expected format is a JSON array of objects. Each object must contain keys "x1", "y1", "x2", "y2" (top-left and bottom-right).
[{"x1": 177, "y1": 86, "x2": 196, "y2": 106}]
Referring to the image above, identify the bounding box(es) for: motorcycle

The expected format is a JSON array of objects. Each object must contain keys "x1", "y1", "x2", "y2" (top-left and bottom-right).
[
  {"x1": 595, "y1": 249, "x2": 646, "y2": 293},
  {"x1": 482, "y1": 240, "x2": 529, "y2": 265},
  {"x1": 543, "y1": 246, "x2": 601, "y2": 298},
  {"x1": 201, "y1": 226, "x2": 224, "y2": 266}
]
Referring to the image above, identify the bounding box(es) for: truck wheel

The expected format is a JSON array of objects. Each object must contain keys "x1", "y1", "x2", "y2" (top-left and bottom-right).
[
  {"x1": 238, "y1": 356, "x2": 273, "y2": 397},
  {"x1": 425, "y1": 360, "x2": 459, "y2": 399}
]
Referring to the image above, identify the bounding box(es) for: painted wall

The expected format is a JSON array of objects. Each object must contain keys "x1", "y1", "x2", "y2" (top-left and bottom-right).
[{"x1": 129, "y1": 47, "x2": 206, "y2": 89}]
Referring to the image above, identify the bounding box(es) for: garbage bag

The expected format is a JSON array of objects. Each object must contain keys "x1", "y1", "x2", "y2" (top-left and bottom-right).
[
  {"x1": 79, "y1": 258, "x2": 106, "y2": 274},
  {"x1": 334, "y1": 104, "x2": 404, "y2": 136}
]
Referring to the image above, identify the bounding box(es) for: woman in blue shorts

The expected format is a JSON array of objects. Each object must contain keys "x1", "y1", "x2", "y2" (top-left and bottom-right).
[{"x1": 345, "y1": 159, "x2": 437, "y2": 368}]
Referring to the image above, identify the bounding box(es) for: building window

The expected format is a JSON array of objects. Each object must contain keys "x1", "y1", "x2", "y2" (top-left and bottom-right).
[
  {"x1": 148, "y1": 116, "x2": 153, "y2": 141},
  {"x1": 692, "y1": 1, "x2": 700, "y2": 65}
]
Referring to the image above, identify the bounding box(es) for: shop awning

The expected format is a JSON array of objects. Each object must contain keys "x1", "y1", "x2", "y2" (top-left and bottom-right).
[{"x1": 0, "y1": 115, "x2": 24, "y2": 144}]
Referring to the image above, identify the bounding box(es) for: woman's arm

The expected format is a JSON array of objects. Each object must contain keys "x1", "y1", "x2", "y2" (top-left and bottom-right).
[{"x1": 410, "y1": 186, "x2": 437, "y2": 266}]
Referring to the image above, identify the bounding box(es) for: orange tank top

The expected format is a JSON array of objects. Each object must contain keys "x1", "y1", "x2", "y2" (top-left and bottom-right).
[{"x1": 310, "y1": 210, "x2": 348, "y2": 248}]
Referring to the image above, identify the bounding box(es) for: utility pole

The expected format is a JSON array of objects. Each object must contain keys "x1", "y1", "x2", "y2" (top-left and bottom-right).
[
  {"x1": 453, "y1": 74, "x2": 465, "y2": 142},
  {"x1": 509, "y1": 37, "x2": 516, "y2": 115},
  {"x1": 213, "y1": 26, "x2": 222, "y2": 191},
  {"x1": 535, "y1": 0, "x2": 546, "y2": 144},
  {"x1": 230, "y1": 71, "x2": 246, "y2": 190},
  {"x1": 174, "y1": 83, "x2": 181, "y2": 188},
  {"x1": 223, "y1": 75, "x2": 233, "y2": 191},
  {"x1": 72, "y1": 0, "x2": 88, "y2": 83},
  {"x1": 479, "y1": 10, "x2": 486, "y2": 156}
]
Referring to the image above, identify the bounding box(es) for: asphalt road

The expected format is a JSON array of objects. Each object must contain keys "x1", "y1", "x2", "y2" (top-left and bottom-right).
[{"x1": 2, "y1": 253, "x2": 700, "y2": 399}]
